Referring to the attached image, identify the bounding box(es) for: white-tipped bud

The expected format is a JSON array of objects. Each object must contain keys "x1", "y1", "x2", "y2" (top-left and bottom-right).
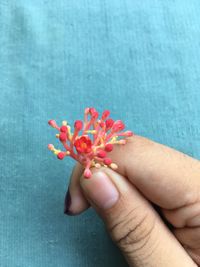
[
  {"x1": 48, "y1": 144, "x2": 54, "y2": 151},
  {"x1": 110, "y1": 163, "x2": 118, "y2": 170},
  {"x1": 118, "y1": 139, "x2": 126, "y2": 145},
  {"x1": 62, "y1": 120, "x2": 67, "y2": 126},
  {"x1": 95, "y1": 163, "x2": 101, "y2": 168}
]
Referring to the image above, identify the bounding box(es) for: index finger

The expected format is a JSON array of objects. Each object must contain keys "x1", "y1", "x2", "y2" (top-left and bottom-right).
[{"x1": 109, "y1": 135, "x2": 200, "y2": 210}]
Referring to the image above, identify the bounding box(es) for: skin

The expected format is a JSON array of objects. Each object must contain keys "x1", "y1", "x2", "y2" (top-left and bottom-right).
[{"x1": 66, "y1": 135, "x2": 200, "y2": 267}]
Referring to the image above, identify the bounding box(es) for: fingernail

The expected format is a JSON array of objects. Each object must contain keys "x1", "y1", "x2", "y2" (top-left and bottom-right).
[
  {"x1": 81, "y1": 171, "x2": 119, "y2": 210},
  {"x1": 64, "y1": 189, "x2": 74, "y2": 215}
]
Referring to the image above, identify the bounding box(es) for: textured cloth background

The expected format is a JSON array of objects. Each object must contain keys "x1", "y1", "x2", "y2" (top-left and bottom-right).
[{"x1": 1, "y1": 1, "x2": 200, "y2": 267}]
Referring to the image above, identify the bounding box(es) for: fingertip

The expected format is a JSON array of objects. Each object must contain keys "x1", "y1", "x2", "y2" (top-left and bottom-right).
[
  {"x1": 64, "y1": 163, "x2": 90, "y2": 216},
  {"x1": 64, "y1": 188, "x2": 90, "y2": 215},
  {"x1": 80, "y1": 168, "x2": 120, "y2": 210}
]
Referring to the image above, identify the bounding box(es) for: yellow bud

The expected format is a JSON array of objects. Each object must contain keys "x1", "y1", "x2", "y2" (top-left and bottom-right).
[
  {"x1": 110, "y1": 163, "x2": 118, "y2": 170},
  {"x1": 62, "y1": 121, "x2": 67, "y2": 125}
]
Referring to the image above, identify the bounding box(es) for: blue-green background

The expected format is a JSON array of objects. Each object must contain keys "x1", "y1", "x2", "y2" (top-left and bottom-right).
[{"x1": 1, "y1": 1, "x2": 200, "y2": 266}]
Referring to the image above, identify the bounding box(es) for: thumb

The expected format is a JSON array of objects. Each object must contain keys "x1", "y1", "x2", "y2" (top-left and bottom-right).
[{"x1": 80, "y1": 167, "x2": 196, "y2": 267}]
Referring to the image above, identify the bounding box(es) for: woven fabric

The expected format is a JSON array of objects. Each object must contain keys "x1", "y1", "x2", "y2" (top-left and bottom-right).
[{"x1": 1, "y1": 1, "x2": 200, "y2": 266}]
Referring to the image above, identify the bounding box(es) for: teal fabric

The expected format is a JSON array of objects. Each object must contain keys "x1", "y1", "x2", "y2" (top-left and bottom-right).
[{"x1": 1, "y1": 1, "x2": 200, "y2": 266}]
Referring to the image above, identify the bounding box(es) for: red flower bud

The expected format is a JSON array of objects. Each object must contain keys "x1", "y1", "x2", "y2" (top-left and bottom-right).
[
  {"x1": 105, "y1": 144, "x2": 113, "y2": 152},
  {"x1": 112, "y1": 120, "x2": 125, "y2": 132},
  {"x1": 57, "y1": 152, "x2": 65, "y2": 160},
  {"x1": 48, "y1": 120, "x2": 57, "y2": 128},
  {"x1": 97, "y1": 150, "x2": 106, "y2": 158},
  {"x1": 89, "y1": 108, "x2": 99, "y2": 119},
  {"x1": 125, "y1": 131, "x2": 133, "y2": 137},
  {"x1": 60, "y1": 125, "x2": 68, "y2": 132},
  {"x1": 59, "y1": 133, "x2": 67, "y2": 142},
  {"x1": 89, "y1": 107, "x2": 96, "y2": 115},
  {"x1": 102, "y1": 110, "x2": 110, "y2": 120},
  {"x1": 103, "y1": 158, "x2": 112, "y2": 165},
  {"x1": 99, "y1": 121, "x2": 105, "y2": 128},
  {"x1": 105, "y1": 119, "x2": 114, "y2": 129},
  {"x1": 85, "y1": 107, "x2": 90, "y2": 114},
  {"x1": 74, "y1": 120, "x2": 83, "y2": 131},
  {"x1": 92, "y1": 111, "x2": 99, "y2": 119},
  {"x1": 84, "y1": 169, "x2": 92, "y2": 178}
]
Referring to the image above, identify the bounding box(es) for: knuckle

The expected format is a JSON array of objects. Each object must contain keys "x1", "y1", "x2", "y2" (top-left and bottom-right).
[{"x1": 108, "y1": 207, "x2": 156, "y2": 254}]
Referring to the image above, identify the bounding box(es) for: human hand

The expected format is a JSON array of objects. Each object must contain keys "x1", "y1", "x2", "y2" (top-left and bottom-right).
[{"x1": 64, "y1": 135, "x2": 200, "y2": 267}]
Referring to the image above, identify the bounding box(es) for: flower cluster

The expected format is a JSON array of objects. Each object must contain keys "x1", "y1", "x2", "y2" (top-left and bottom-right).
[{"x1": 48, "y1": 108, "x2": 133, "y2": 178}]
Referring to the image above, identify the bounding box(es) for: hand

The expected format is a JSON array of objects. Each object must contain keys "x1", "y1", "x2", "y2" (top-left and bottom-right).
[{"x1": 64, "y1": 135, "x2": 200, "y2": 267}]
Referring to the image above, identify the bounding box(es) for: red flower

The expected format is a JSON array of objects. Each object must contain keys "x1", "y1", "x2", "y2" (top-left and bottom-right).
[
  {"x1": 74, "y1": 136, "x2": 92, "y2": 154},
  {"x1": 48, "y1": 108, "x2": 133, "y2": 178}
]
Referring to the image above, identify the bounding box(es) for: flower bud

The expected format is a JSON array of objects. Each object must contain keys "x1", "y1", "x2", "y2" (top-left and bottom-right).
[
  {"x1": 105, "y1": 144, "x2": 113, "y2": 152},
  {"x1": 74, "y1": 120, "x2": 83, "y2": 131},
  {"x1": 89, "y1": 107, "x2": 96, "y2": 115},
  {"x1": 48, "y1": 120, "x2": 57, "y2": 128},
  {"x1": 48, "y1": 144, "x2": 54, "y2": 151},
  {"x1": 59, "y1": 133, "x2": 67, "y2": 142},
  {"x1": 125, "y1": 131, "x2": 133, "y2": 137},
  {"x1": 97, "y1": 150, "x2": 107, "y2": 158},
  {"x1": 60, "y1": 125, "x2": 68, "y2": 133},
  {"x1": 57, "y1": 152, "x2": 65, "y2": 160},
  {"x1": 99, "y1": 121, "x2": 105, "y2": 128},
  {"x1": 112, "y1": 120, "x2": 125, "y2": 132},
  {"x1": 102, "y1": 110, "x2": 110, "y2": 120},
  {"x1": 89, "y1": 108, "x2": 99, "y2": 119},
  {"x1": 85, "y1": 107, "x2": 90, "y2": 114},
  {"x1": 84, "y1": 169, "x2": 92, "y2": 178},
  {"x1": 103, "y1": 158, "x2": 112, "y2": 165},
  {"x1": 105, "y1": 119, "x2": 114, "y2": 129}
]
